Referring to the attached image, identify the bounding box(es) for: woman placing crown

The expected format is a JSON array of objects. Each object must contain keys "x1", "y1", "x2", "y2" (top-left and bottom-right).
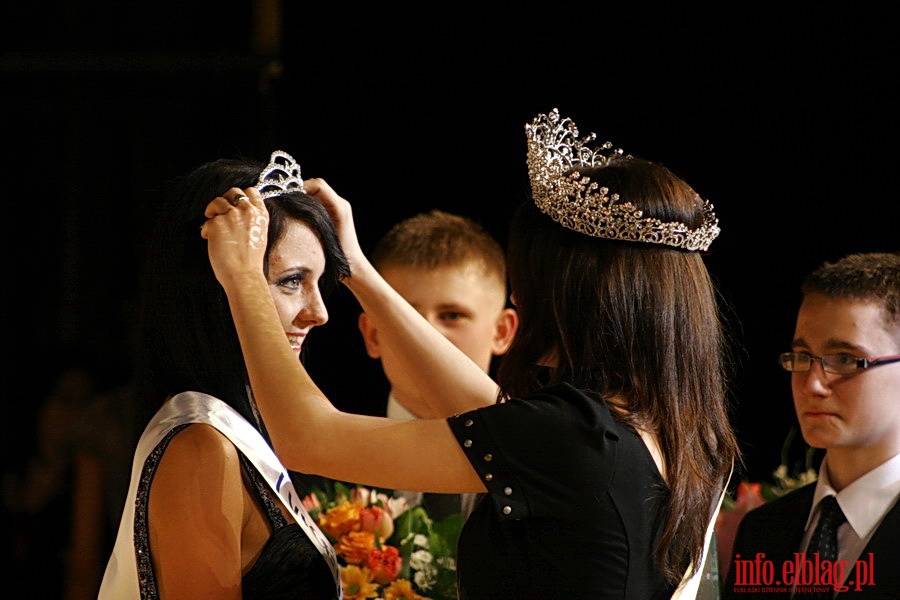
[
  {"x1": 99, "y1": 152, "x2": 347, "y2": 599},
  {"x1": 205, "y1": 110, "x2": 740, "y2": 600}
]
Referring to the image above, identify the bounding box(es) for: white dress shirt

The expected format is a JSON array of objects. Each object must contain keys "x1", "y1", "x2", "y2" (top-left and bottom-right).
[{"x1": 800, "y1": 451, "x2": 900, "y2": 587}]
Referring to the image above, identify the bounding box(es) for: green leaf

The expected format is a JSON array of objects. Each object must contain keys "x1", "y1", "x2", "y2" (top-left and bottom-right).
[{"x1": 430, "y1": 513, "x2": 463, "y2": 558}]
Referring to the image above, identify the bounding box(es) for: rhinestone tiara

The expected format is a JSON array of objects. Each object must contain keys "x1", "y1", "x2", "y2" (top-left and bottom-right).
[
  {"x1": 525, "y1": 109, "x2": 720, "y2": 251},
  {"x1": 256, "y1": 150, "x2": 305, "y2": 199}
]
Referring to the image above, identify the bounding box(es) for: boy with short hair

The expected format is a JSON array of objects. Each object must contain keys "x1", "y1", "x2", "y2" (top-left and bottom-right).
[{"x1": 724, "y1": 252, "x2": 900, "y2": 599}]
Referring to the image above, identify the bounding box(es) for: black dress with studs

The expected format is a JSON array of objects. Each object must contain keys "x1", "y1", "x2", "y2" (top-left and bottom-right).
[{"x1": 448, "y1": 383, "x2": 677, "y2": 600}]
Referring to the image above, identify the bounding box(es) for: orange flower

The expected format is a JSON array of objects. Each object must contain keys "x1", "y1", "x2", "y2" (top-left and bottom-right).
[
  {"x1": 382, "y1": 578, "x2": 426, "y2": 600},
  {"x1": 319, "y1": 499, "x2": 361, "y2": 539},
  {"x1": 340, "y1": 565, "x2": 380, "y2": 600},
  {"x1": 337, "y1": 530, "x2": 376, "y2": 565},
  {"x1": 359, "y1": 504, "x2": 395, "y2": 541},
  {"x1": 366, "y1": 545, "x2": 402, "y2": 585},
  {"x1": 310, "y1": 483, "x2": 461, "y2": 600}
]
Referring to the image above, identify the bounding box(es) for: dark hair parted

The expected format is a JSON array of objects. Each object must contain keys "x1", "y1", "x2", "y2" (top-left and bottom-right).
[
  {"x1": 498, "y1": 156, "x2": 740, "y2": 584},
  {"x1": 135, "y1": 157, "x2": 349, "y2": 435},
  {"x1": 801, "y1": 252, "x2": 900, "y2": 326}
]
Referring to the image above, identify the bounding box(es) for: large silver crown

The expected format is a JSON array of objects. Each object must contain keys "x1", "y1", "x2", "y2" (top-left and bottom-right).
[
  {"x1": 256, "y1": 150, "x2": 305, "y2": 199},
  {"x1": 525, "y1": 109, "x2": 720, "y2": 251}
]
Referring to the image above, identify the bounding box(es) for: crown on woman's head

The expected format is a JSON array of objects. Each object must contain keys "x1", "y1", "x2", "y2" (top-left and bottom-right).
[
  {"x1": 525, "y1": 109, "x2": 720, "y2": 251},
  {"x1": 256, "y1": 150, "x2": 305, "y2": 198}
]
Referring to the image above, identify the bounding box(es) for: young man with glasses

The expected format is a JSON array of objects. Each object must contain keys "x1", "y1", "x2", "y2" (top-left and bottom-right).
[{"x1": 724, "y1": 252, "x2": 900, "y2": 599}]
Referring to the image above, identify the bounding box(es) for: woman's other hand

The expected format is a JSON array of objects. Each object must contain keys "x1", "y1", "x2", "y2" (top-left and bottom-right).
[
  {"x1": 303, "y1": 178, "x2": 366, "y2": 276},
  {"x1": 201, "y1": 187, "x2": 269, "y2": 288}
]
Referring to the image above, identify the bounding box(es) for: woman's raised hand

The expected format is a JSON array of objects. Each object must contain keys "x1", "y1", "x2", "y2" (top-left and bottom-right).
[
  {"x1": 302, "y1": 178, "x2": 367, "y2": 276},
  {"x1": 201, "y1": 187, "x2": 269, "y2": 288}
]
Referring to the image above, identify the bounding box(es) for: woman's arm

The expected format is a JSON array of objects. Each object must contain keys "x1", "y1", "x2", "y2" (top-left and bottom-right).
[
  {"x1": 203, "y1": 188, "x2": 485, "y2": 492},
  {"x1": 304, "y1": 178, "x2": 501, "y2": 415},
  {"x1": 148, "y1": 424, "x2": 244, "y2": 599}
]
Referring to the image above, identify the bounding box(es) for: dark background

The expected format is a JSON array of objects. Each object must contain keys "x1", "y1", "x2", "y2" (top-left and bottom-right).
[{"x1": 1, "y1": 2, "x2": 897, "y2": 592}]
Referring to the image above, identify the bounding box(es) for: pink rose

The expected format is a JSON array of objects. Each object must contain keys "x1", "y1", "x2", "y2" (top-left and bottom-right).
[
  {"x1": 359, "y1": 505, "x2": 394, "y2": 541},
  {"x1": 351, "y1": 487, "x2": 372, "y2": 506},
  {"x1": 302, "y1": 493, "x2": 321, "y2": 514}
]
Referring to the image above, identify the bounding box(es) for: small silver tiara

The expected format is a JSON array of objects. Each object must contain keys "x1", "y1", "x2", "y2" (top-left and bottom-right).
[
  {"x1": 256, "y1": 150, "x2": 305, "y2": 199},
  {"x1": 525, "y1": 108, "x2": 720, "y2": 251}
]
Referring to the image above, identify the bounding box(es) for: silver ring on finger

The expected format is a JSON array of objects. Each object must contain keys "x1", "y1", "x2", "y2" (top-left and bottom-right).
[{"x1": 229, "y1": 193, "x2": 249, "y2": 207}]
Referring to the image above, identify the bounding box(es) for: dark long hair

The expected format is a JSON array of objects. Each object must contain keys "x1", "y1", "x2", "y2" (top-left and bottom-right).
[
  {"x1": 134, "y1": 157, "x2": 349, "y2": 439},
  {"x1": 498, "y1": 156, "x2": 740, "y2": 584}
]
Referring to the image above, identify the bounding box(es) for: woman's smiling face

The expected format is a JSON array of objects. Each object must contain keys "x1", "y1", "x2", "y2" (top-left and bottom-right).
[{"x1": 266, "y1": 218, "x2": 329, "y2": 357}]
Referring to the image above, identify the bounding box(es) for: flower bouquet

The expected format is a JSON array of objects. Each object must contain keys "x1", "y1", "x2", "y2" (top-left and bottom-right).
[{"x1": 303, "y1": 481, "x2": 463, "y2": 600}]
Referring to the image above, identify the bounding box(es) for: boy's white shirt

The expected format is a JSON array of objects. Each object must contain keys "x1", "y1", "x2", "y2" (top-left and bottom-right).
[{"x1": 386, "y1": 392, "x2": 418, "y2": 420}]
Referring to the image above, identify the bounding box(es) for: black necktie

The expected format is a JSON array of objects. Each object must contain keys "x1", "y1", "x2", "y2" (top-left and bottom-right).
[{"x1": 794, "y1": 495, "x2": 847, "y2": 599}]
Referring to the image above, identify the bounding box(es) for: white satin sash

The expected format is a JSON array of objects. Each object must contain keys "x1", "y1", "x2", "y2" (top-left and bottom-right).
[{"x1": 98, "y1": 391, "x2": 341, "y2": 598}]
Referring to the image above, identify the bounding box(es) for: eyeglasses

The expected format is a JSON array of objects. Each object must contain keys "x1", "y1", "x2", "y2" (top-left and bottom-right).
[{"x1": 779, "y1": 351, "x2": 900, "y2": 375}]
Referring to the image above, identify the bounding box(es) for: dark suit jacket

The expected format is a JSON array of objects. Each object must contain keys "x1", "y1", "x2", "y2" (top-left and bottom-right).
[{"x1": 722, "y1": 482, "x2": 900, "y2": 598}]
